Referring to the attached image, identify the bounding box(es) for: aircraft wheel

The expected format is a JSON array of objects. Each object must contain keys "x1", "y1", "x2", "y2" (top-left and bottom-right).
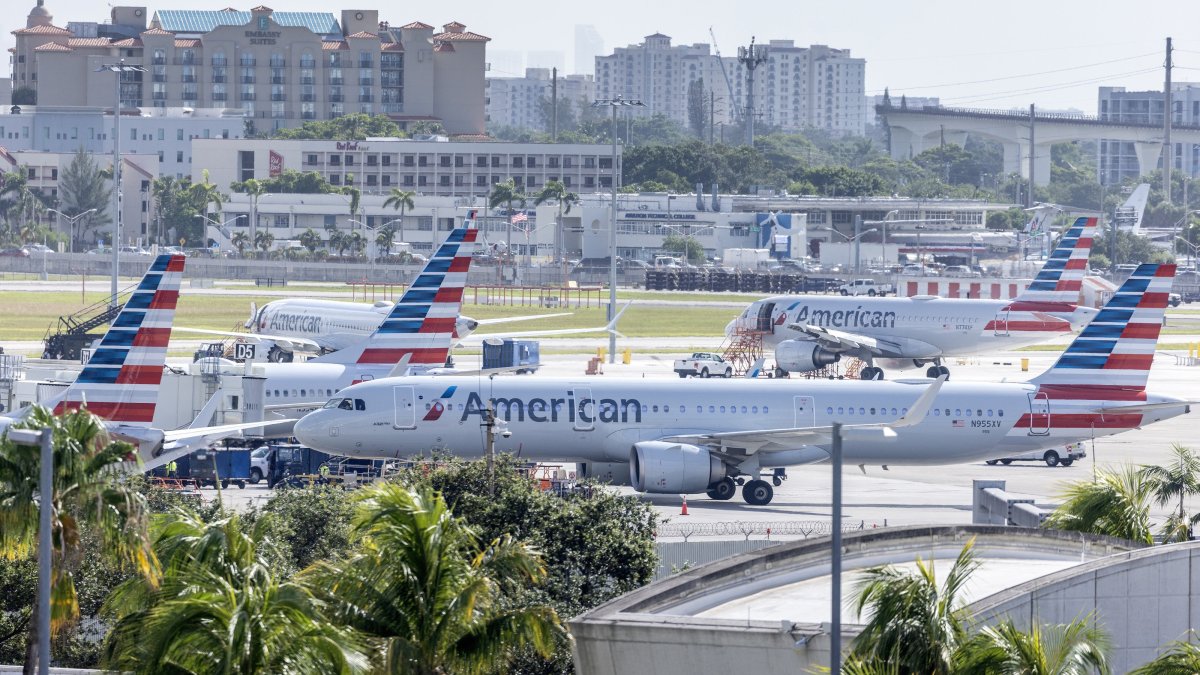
[
  {"x1": 742, "y1": 479, "x2": 774, "y2": 506},
  {"x1": 926, "y1": 366, "x2": 941, "y2": 378},
  {"x1": 1000, "y1": 459, "x2": 1012, "y2": 465},
  {"x1": 985, "y1": 460, "x2": 999, "y2": 466},
  {"x1": 936, "y1": 365, "x2": 951, "y2": 378},
  {"x1": 707, "y1": 477, "x2": 737, "y2": 501}
]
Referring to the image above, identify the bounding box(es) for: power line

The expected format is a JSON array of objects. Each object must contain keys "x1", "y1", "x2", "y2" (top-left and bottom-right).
[
  {"x1": 869, "y1": 40, "x2": 1151, "y2": 64},
  {"x1": 942, "y1": 67, "x2": 1160, "y2": 106},
  {"x1": 866, "y1": 51, "x2": 1160, "y2": 95}
]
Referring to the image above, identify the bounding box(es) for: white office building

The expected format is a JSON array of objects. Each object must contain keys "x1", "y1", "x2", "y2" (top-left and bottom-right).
[
  {"x1": 1098, "y1": 84, "x2": 1200, "y2": 183},
  {"x1": 486, "y1": 68, "x2": 595, "y2": 133}
]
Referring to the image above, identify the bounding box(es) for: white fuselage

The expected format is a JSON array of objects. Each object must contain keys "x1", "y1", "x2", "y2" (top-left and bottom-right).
[
  {"x1": 729, "y1": 295, "x2": 1095, "y2": 366},
  {"x1": 293, "y1": 376, "x2": 1183, "y2": 466},
  {"x1": 255, "y1": 298, "x2": 476, "y2": 352}
]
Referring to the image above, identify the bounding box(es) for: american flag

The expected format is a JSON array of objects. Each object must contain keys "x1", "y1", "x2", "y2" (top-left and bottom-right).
[
  {"x1": 511, "y1": 212, "x2": 528, "y2": 223},
  {"x1": 952, "y1": 419, "x2": 965, "y2": 428}
]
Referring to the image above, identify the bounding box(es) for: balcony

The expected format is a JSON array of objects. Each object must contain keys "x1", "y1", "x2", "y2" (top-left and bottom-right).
[
  {"x1": 212, "y1": 93, "x2": 227, "y2": 101},
  {"x1": 300, "y1": 76, "x2": 314, "y2": 85},
  {"x1": 381, "y1": 56, "x2": 402, "y2": 70},
  {"x1": 240, "y1": 92, "x2": 256, "y2": 101},
  {"x1": 270, "y1": 76, "x2": 286, "y2": 84},
  {"x1": 329, "y1": 77, "x2": 344, "y2": 85},
  {"x1": 299, "y1": 59, "x2": 316, "y2": 69},
  {"x1": 359, "y1": 94, "x2": 373, "y2": 103},
  {"x1": 240, "y1": 76, "x2": 255, "y2": 84},
  {"x1": 239, "y1": 58, "x2": 256, "y2": 67},
  {"x1": 151, "y1": 92, "x2": 167, "y2": 101},
  {"x1": 269, "y1": 58, "x2": 286, "y2": 68},
  {"x1": 358, "y1": 78, "x2": 373, "y2": 86},
  {"x1": 151, "y1": 56, "x2": 166, "y2": 65},
  {"x1": 329, "y1": 94, "x2": 344, "y2": 102},
  {"x1": 181, "y1": 74, "x2": 196, "y2": 83},
  {"x1": 383, "y1": 102, "x2": 404, "y2": 114},
  {"x1": 301, "y1": 111, "x2": 316, "y2": 119},
  {"x1": 212, "y1": 75, "x2": 226, "y2": 83},
  {"x1": 211, "y1": 57, "x2": 228, "y2": 67},
  {"x1": 152, "y1": 74, "x2": 167, "y2": 83},
  {"x1": 301, "y1": 93, "x2": 315, "y2": 102},
  {"x1": 173, "y1": 57, "x2": 196, "y2": 66},
  {"x1": 181, "y1": 91, "x2": 197, "y2": 101},
  {"x1": 271, "y1": 93, "x2": 287, "y2": 102},
  {"x1": 358, "y1": 60, "x2": 373, "y2": 69}
]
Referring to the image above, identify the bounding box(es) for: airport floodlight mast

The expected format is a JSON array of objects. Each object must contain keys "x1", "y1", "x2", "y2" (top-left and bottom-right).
[
  {"x1": 96, "y1": 60, "x2": 146, "y2": 307},
  {"x1": 737, "y1": 37, "x2": 768, "y2": 146},
  {"x1": 592, "y1": 95, "x2": 645, "y2": 363}
]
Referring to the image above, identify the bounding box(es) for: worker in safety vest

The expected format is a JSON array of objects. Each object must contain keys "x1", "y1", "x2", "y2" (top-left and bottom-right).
[
  {"x1": 166, "y1": 460, "x2": 178, "y2": 478},
  {"x1": 318, "y1": 464, "x2": 331, "y2": 483}
]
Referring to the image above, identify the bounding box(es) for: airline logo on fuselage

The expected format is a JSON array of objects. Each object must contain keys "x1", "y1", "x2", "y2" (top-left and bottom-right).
[
  {"x1": 268, "y1": 312, "x2": 322, "y2": 334},
  {"x1": 460, "y1": 391, "x2": 643, "y2": 424},
  {"x1": 791, "y1": 304, "x2": 897, "y2": 329}
]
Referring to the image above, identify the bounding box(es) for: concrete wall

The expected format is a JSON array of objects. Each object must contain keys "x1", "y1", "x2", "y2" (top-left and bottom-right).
[{"x1": 654, "y1": 540, "x2": 779, "y2": 581}]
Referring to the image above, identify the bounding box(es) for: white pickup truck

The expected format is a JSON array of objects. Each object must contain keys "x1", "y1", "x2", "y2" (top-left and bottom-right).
[
  {"x1": 985, "y1": 442, "x2": 1087, "y2": 467},
  {"x1": 673, "y1": 352, "x2": 734, "y2": 378},
  {"x1": 837, "y1": 279, "x2": 894, "y2": 296}
]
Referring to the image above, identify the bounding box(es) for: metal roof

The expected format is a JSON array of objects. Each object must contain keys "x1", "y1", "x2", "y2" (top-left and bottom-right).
[{"x1": 154, "y1": 10, "x2": 341, "y2": 37}]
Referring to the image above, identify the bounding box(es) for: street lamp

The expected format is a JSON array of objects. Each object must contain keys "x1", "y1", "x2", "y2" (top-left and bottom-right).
[
  {"x1": 592, "y1": 95, "x2": 645, "y2": 363},
  {"x1": 829, "y1": 423, "x2": 897, "y2": 675},
  {"x1": 915, "y1": 225, "x2": 927, "y2": 276},
  {"x1": 7, "y1": 427, "x2": 53, "y2": 675},
  {"x1": 1176, "y1": 236, "x2": 1200, "y2": 268},
  {"x1": 96, "y1": 60, "x2": 146, "y2": 308},
  {"x1": 823, "y1": 227, "x2": 877, "y2": 275},
  {"x1": 863, "y1": 209, "x2": 899, "y2": 268},
  {"x1": 194, "y1": 214, "x2": 240, "y2": 252},
  {"x1": 47, "y1": 208, "x2": 97, "y2": 254}
]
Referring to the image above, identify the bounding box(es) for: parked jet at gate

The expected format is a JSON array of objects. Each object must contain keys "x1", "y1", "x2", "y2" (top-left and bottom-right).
[
  {"x1": 727, "y1": 217, "x2": 1100, "y2": 379},
  {"x1": 294, "y1": 263, "x2": 1188, "y2": 506},
  {"x1": 0, "y1": 255, "x2": 288, "y2": 466}
]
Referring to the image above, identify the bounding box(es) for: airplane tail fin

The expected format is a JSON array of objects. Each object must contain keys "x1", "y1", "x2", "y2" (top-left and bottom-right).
[
  {"x1": 1013, "y1": 216, "x2": 1097, "y2": 305},
  {"x1": 245, "y1": 301, "x2": 258, "y2": 329},
  {"x1": 315, "y1": 213, "x2": 478, "y2": 368},
  {"x1": 1031, "y1": 263, "x2": 1174, "y2": 391},
  {"x1": 53, "y1": 254, "x2": 186, "y2": 426}
]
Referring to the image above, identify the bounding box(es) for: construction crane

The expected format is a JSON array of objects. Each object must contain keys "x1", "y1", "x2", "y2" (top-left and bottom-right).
[{"x1": 708, "y1": 26, "x2": 740, "y2": 123}]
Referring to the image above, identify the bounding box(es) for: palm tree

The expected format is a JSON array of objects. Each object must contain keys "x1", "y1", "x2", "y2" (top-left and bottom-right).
[
  {"x1": 254, "y1": 229, "x2": 275, "y2": 257},
  {"x1": 533, "y1": 180, "x2": 580, "y2": 264},
  {"x1": 850, "y1": 538, "x2": 979, "y2": 674},
  {"x1": 955, "y1": 617, "x2": 1110, "y2": 675},
  {"x1": 103, "y1": 510, "x2": 366, "y2": 674},
  {"x1": 329, "y1": 230, "x2": 348, "y2": 257},
  {"x1": 346, "y1": 230, "x2": 366, "y2": 258},
  {"x1": 375, "y1": 226, "x2": 395, "y2": 259},
  {"x1": 1140, "y1": 443, "x2": 1200, "y2": 542},
  {"x1": 342, "y1": 186, "x2": 361, "y2": 227},
  {"x1": 299, "y1": 228, "x2": 322, "y2": 254},
  {"x1": 188, "y1": 171, "x2": 226, "y2": 245},
  {"x1": 488, "y1": 179, "x2": 526, "y2": 269},
  {"x1": 1043, "y1": 466, "x2": 1154, "y2": 544},
  {"x1": 231, "y1": 230, "x2": 250, "y2": 257},
  {"x1": 304, "y1": 483, "x2": 564, "y2": 674},
  {"x1": 232, "y1": 178, "x2": 267, "y2": 244},
  {"x1": 1131, "y1": 635, "x2": 1200, "y2": 674},
  {"x1": 0, "y1": 406, "x2": 158, "y2": 673},
  {"x1": 382, "y1": 188, "x2": 415, "y2": 232}
]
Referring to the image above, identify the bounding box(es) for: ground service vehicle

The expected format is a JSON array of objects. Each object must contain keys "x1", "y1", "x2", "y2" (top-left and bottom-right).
[
  {"x1": 986, "y1": 442, "x2": 1086, "y2": 467},
  {"x1": 482, "y1": 339, "x2": 540, "y2": 374},
  {"x1": 837, "y1": 279, "x2": 894, "y2": 296},
  {"x1": 673, "y1": 352, "x2": 734, "y2": 378}
]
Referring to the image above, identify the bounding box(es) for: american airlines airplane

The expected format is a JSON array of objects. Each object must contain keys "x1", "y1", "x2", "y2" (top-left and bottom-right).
[
  {"x1": 292, "y1": 263, "x2": 1188, "y2": 506},
  {"x1": 727, "y1": 216, "x2": 1100, "y2": 379},
  {"x1": 0, "y1": 255, "x2": 288, "y2": 468}
]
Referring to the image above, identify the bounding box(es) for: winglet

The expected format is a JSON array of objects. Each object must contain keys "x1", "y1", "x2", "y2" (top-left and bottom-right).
[
  {"x1": 607, "y1": 302, "x2": 632, "y2": 337},
  {"x1": 890, "y1": 375, "x2": 946, "y2": 428},
  {"x1": 245, "y1": 302, "x2": 258, "y2": 329},
  {"x1": 386, "y1": 353, "x2": 413, "y2": 378}
]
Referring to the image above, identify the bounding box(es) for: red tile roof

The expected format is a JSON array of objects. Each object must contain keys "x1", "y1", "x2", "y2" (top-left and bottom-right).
[
  {"x1": 322, "y1": 41, "x2": 347, "y2": 50},
  {"x1": 68, "y1": 38, "x2": 112, "y2": 47},
  {"x1": 12, "y1": 24, "x2": 71, "y2": 35},
  {"x1": 433, "y1": 42, "x2": 454, "y2": 53},
  {"x1": 112, "y1": 37, "x2": 143, "y2": 47},
  {"x1": 141, "y1": 27, "x2": 174, "y2": 36},
  {"x1": 399, "y1": 21, "x2": 432, "y2": 29},
  {"x1": 174, "y1": 38, "x2": 201, "y2": 48},
  {"x1": 249, "y1": 5, "x2": 274, "y2": 12},
  {"x1": 443, "y1": 21, "x2": 466, "y2": 30},
  {"x1": 431, "y1": 30, "x2": 489, "y2": 42},
  {"x1": 381, "y1": 42, "x2": 404, "y2": 52},
  {"x1": 345, "y1": 31, "x2": 378, "y2": 39},
  {"x1": 34, "y1": 41, "x2": 72, "y2": 52}
]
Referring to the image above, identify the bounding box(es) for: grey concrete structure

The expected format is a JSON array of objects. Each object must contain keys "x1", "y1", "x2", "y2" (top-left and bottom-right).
[
  {"x1": 485, "y1": 68, "x2": 594, "y2": 133},
  {"x1": 572, "y1": 526, "x2": 1143, "y2": 675}
]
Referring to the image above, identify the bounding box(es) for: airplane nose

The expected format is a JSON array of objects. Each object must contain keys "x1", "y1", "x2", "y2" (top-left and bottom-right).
[{"x1": 293, "y1": 412, "x2": 331, "y2": 450}]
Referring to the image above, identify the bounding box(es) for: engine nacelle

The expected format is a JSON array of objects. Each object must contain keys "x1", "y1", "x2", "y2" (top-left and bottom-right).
[
  {"x1": 630, "y1": 441, "x2": 728, "y2": 494},
  {"x1": 576, "y1": 461, "x2": 632, "y2": 486},
  {"x1": 774, "y1": 339, "x2": 840, "y2": 373}
]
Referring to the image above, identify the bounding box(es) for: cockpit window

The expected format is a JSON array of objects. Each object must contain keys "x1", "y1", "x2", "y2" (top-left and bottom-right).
[
  {"x1": 355, "y1": 399, "x2": 366, "y2": 411},
  {"x1": 323, "y1": 398, "x2": 357, "y2": 410}
]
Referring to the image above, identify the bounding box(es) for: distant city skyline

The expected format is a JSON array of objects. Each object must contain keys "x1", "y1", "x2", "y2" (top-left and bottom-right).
[{"x1": 12, "y1": 0, "x2": 1200, "y2": 113}]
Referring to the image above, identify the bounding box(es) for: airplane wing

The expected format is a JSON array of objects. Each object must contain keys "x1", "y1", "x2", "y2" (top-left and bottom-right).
[
  {"x1": 161, "y1": 418, "x2": 296, "y2": 450},
  {"x1": 785, "y1": 321, "x2": 909, "y2": 358},
  {"x1": 459, "y1": 303, "x2": 631, "y2": 344},
  {"x1": 172, "y1": 327, "x2": 323, "y2": 354},
  {"x1": 474, "y1": 312, "x2": 573, "y2": 326},
  {"x1": 662, "y1": 376, "x2": 945, "y2": 450}
]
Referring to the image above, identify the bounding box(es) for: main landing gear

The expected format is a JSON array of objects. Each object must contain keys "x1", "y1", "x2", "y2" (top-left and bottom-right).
[
  {"x1": 924, "y1": 360, "x2": 950, "y2": 379},
  {"x1": 706, "y1": 469, "x2": 787, "y2": 505},
  {"x1": 860, "y1": 366, "x2": 885, "y2": 380}
]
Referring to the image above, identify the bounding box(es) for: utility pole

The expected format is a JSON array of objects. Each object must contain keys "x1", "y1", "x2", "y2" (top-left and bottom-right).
[
  {"x1": 551, "y1": 67, "x2": 558, "y2": 143},
  {"x1": 483, "y1": 400, "x2": 496, "y2": 496},
  {"x1": 709, "y1": 90, "x2": 715, "y2": 145},
  {"x1": 1165, "y1": 37, "x2": 1174, "y2": 204},
  {"x1": 1027, "y1": 104, "x2": 1035, "y2": 208},
  {"x1": 737, "y1": 37, "x2": 768, "y2": 146}
]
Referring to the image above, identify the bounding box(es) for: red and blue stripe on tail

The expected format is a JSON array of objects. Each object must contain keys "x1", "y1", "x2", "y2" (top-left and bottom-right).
[
  {"x1": 317, "y1": 213, "x2": 479, "y2": 368},
  {"x1": 53, "y1": 254, "x2": 186, "y2": 425},
  {"x1": 1013, "y1": 216, "x2": 1097, "y2": 305}
]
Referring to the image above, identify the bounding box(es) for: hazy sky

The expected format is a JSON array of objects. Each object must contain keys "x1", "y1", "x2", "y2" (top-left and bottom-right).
[{"x1": 10, "y1": 0, "x2": 1200, "y2": 113}]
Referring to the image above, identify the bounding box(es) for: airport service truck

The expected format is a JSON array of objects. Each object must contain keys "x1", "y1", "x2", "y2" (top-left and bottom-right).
[
  {"x1": 723, "y1": 248, "x2": 771, "y2": 271},
  {"x1": 673, "y1": 352, "x2": 734, "y2": 378},
  {"x1": 837, "y1": 278, "x2": 895, "y2": 296}
]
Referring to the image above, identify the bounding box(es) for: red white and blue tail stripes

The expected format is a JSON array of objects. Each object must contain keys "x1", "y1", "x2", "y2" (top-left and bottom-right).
[
  {"x1": 319, "y1": 215, "x2": 478, "y2": 367},
  {"x1": 1014, "y1": 216, "x2": 1097, "y2": 305},
  {"x1": 54, "y1": 254, "x2": 185, "y2": 425},
  {"x1": 1033, "y1": 263, "x2": 1172, "y2": 389}
]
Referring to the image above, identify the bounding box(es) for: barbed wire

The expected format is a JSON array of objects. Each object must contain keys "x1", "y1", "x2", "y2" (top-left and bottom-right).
[{"x1": 656, "y1": 520, "x2": 880, "y2": 541}]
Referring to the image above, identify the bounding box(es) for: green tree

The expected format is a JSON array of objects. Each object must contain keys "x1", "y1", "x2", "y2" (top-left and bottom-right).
[
  {"x1": 272, "y1": 113, "x2": 403, "y2": 140},
  {"x1": 1139, "y1": 443, "x2": 1200, "y2": 543},
  {"x1": 299, "y1": 228, "x2": 322, "y2": 254},
  {"x1": 346, "y1": 230, "x2": 366, "y2": 258},
  {"x1": 231, "y1": 177, "x2": 267, "y2": 243},
  {"x1": 662, "y1": 233, "x2": 705, "y2": 263},
  {"x1": 850, "y1": 538, "x2": 978, "y2": 673},
  {"x1": 304, "y1": 483, "x2": 564, "y2": 674},
  {"x1": 375, "y1": 226, "x2": 395, "y2": 259},
  {"x1": 956, "y1": 617, "x2": 1110, "y2": 675},
  {"x1": 231, "y1": 230, "x2": 250, "y2": 256},
  {"x1": 489, "y1": 179, "x2": 526, "y2": 261},
  {"x1": 687, "y1": 78, "x2": 707, "y2": 139},
  {"x1": 103, "y1": 510, "x2": 365, "y2": 674},
  {"x1": 329, "y1": 230, "x2": 349, "y2": 257},
  {"x1": 1043, "y1": 466, "x2": 1154, "y2": 544},
  {"x1": 1131, "y1": 634, "x2": 1200, "y2": 674},
  {"x1": 1091, "y1": 229, "x2": 1173, "y2": 267},
  {"x1": 254, "y1": 229, "x2": 275, "y2": 256},
  {"x1": 533, "y1": 180, "x2": 579, "y2": 262},
  {"x1": 382, "y1": 188, "x2": 415, "y2": 241},
  {"x1": 0, "y1": 406, "x2": 158, "y2": 673},
  {"x1": 342, "y1": 186, "x2": 361, "y2": 225},
  {"x1": 58, "y1": 148, "x2": 112, "y2": 246}
]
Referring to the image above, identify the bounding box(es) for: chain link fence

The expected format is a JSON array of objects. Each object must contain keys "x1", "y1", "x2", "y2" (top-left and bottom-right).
[{"x1": 656, "y1": 519, "x2": 883, "y2": 541}]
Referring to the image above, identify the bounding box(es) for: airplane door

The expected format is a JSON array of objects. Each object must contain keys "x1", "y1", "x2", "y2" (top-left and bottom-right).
[
  {"x1": 993, "y1": 310, "x2": 1010, "y2": 336},
  {"x1": 757, "y1": 302, "x2": 777, "y2": 332},
  {"x1": 573, "y1": 386, "x2": 594, "y2": 432},
  {"x1": 393, "y1": 386, "x2": 416, "y2": 430},
  {"x1": 1026, "y1": 392, "x2": 1050, "y2": 436},
  {"x1": 793, "y1": 396, "x2": 815, "y2": 427}
]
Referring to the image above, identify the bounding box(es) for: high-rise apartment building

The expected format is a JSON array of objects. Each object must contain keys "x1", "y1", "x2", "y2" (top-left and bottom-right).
[
  {"x1": 573, "y1": 24, "x2": 603, "y2": 76},
  {"x1": 486, "y1": 68, "x2": 594, "y2": 133},
  {"x1": 594, "y1": 34, "x2": 867, "y2": 136},
  {"x1": 1097, "y1": 85, "x2": 1200, "y2": 184},
  {"x1": 10, "y1": 1, "x2": 489, "y2": 134}
]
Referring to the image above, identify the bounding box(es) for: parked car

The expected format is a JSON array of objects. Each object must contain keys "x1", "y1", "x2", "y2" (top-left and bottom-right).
[
  {"x1": 901, "y1": 264, "x2": 938, "y2": 276},
  {"x1": 86, "y1": 247, "x2": 112, "y2": 255},
  {"x1": 943, "y1": 265, "x2": 982, "y2": 278},
  {"x1": 21, "y1": 243, "x2": 53, "y2": 255},
  {"x1": 0, "y1": 247, "x2": 29, "y2": 257},
  {"x1": 837, "y1": 278, "x2": 894, "y2": 296},
  {"x1": 120, "y1": 245, "x2": 151, "y2": 256},
  {"x1": 673, "y1": 352, "x2": 733, "y2": 378}
]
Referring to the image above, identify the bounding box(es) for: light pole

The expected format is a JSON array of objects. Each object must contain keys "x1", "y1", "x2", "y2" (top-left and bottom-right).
[
  {"x1": 1176, "y1": 236, "x2": 1200, "y2": 268},
  {"x1": 7, "y1": 427, "x2": 53, "y2": 675},
  {"x1": 915, "y1": 225, "x2": 927, "y2": 275},
  {"x1": 592, "y1": 95, "x2": 645, "y2": 363},
  {"x1": 823, "y1": 227, "x2": 877, "y2": 274},
  {"x1": 96, "y1": 60, "x2": 146, "y2": 308},
  {"x1": 1172, "y1": 211, "x2": 1200, "y2": 263},
  {"x1": 47, "y1": 208, "x2": 96, "y2": 254},
  {"x1": 863, "y1": 209, "x2": 898, "y2": 268},
  {"x1": 194, "y1": 214, "x2": 240, "y2": 251}
]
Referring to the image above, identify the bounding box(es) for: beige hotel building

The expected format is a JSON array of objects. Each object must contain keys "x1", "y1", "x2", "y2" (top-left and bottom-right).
[{"x1": 10, "y1": 2, "x2": 489, "y2": 134}]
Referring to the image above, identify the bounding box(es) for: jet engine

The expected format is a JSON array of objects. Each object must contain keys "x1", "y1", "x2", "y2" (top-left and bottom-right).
[
  {"x1": 774, "y1": 339, "x2": 840, "y2": 373},
  {"x1": 629, "y1": 441, "x2": 728, "y2": 494},
  {"x1": 576, "y1": 461, "x2": 632, "y2": 486}
]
